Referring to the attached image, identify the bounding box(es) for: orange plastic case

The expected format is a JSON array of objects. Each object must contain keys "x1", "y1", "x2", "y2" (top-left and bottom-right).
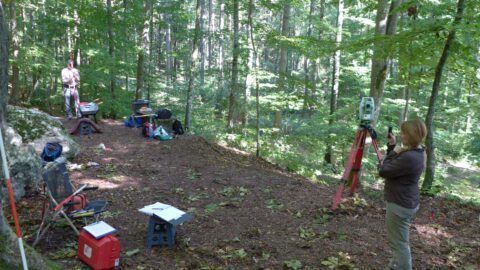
[{"x1": 77, "y1": 230, "x2": 121, "y2": 270}]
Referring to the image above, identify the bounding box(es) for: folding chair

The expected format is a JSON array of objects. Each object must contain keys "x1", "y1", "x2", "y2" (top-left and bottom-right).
[{"x1": 33, "y1": 157, "x2": 107, "y2": 247}]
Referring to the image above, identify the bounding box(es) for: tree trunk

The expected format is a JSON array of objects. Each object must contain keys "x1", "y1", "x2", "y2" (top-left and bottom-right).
[
  {"x1": 199, "y1": 0, "x2": 205, "y2": 85},
  {"x1": 136, "y1": 0, "x2": 152, "y2": 99},
  {"x1": 227, "y1": 0, "x2": 240, "y2": 128},
  {"x1": 0, "y1": 2, "x2": 7, "y2": 124},
  {"x1": 107, "y1": 0, "x2": 116, "y2": 98},
  {"x1": 165, "y1": 15, "x2": 173, "y2": 87},
  {"x1": 325, "y1": 0, "x2": 344, "y2": 164},
  {"x1": 8, "y1": 0, "x2": 20, "y2": 105},
  {"x1": 422, "y1": 0, "x2": 465, "y2": 191},
  {"x1": 123, "y1": 0, "x2": 129, "y2": 93},
  {"x1": 277, "y1": 2, "x2": 290, "y2": 93},
  {"x1": 185, "y1": 0, "x2": 202, "y2": 131},
  {"x1": 248, "y1": 0, "x2": 260, "y2": 157},
  {"x1": 275, "y1": 2, "x2": 290, "y2": 128},
  {"x1": 214, "y1": 0, "x2": 225, "y2": 117},
  {"x1": 370, "y1": 0, "x2": 403, "y2": 124},
  {"x1": 0, "y1": 4, "x2": 53, "y2": 269},
  {"x1": 302, "y1": 0, "x2": 315, "y2": 116},
  {"x1": 136, "y1": 51, "x2": 144, "y2": 100},
  {"x1": 208, "y1": 0, "x2": 214, "y2": 69}
]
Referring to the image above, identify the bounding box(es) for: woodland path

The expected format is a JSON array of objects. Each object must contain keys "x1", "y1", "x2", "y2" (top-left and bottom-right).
[{"x1": 16, "y1": 119, "x2": 480, "y2": 269}]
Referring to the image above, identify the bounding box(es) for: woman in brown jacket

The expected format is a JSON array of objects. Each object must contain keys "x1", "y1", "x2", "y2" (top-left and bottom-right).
[{"x1": 379, "y1": 119, "x2": 427, "y2": 270}]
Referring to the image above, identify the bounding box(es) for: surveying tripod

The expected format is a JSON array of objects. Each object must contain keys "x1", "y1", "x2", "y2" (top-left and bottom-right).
[{"x1": 331, "y1": 124, "x2": 383, "y2": 210}]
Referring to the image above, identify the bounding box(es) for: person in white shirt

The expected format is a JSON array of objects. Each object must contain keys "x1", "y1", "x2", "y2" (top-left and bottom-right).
[{"x1": 61, "y1": 60, "x2": 81, "y2": 119}]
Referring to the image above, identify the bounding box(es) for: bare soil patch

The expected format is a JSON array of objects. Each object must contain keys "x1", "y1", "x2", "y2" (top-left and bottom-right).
[{"x1": 13, "y1": 119, "x2": 480, "y2": 269}]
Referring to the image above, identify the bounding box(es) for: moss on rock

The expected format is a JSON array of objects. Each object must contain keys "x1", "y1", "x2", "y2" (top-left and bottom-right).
[{"x1": 6, "y1": 106, "x2": 64, "y2": 143}]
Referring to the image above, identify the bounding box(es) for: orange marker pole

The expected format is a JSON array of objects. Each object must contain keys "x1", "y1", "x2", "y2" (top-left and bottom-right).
[{"x1": 0, "y1": 128, "x2": 28, "y2": 270}]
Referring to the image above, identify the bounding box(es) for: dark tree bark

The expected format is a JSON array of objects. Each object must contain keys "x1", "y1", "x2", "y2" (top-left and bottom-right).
[
  {"x1": 199, "y1": 0, "x2": 205, "y2": 85},
  {"x1": 207, "y1": 0, "x2": 214, "y2": 69},
  {"x1": 0, "y1": 4, "x2": 52, "y2": 269},
  {"x1": 227, "y1": 0, "x2": 240, "y2": 128},
  {"x1": 302, "y1": 0, "x2": 315, "y2": 116},
  {"x1": 165, "y1": 14, "x2": 173, "y2": 86},
  {"x1": 8, "y1": 0, "x2": 20, "y2": 105},
  {"x1": 136, "y1": 0, "x2": 152, "y2": 99},
  {"x1": 214, "y1": 0, "x2": 225, "y2": 117},
  {"x1": 185, "y1": 0, "x2": 202, "y2": 131},
  {"x1": 422, "y1": 0, "x2": 465, "y2": 191},
  {"x1": 275, "y1": 1, "x2": 291, "y2": 128},
  {"x1": 248, "y1": 0, "x2": 260, "y2": 157},
  {"x1": 370, "y1": 0, "x2": 403, "y2": 124},
  {"x1": 0, "y1": 2, "x2": 7, "y2": 125},
  {"x1": 107, "y1": 0, "x2": 116, "y2": 98}
]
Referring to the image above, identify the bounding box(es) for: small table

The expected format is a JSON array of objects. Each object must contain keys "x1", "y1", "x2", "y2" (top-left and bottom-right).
[{"x1": 138, "y1": 203, "x2": 193, "y2": 250}]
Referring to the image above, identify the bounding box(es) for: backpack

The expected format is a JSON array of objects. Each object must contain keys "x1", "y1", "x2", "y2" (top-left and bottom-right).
[
  {"x1": 41, "y1": 142, "x2": 63, "y2": 162},
  {"x1": 142, "y1": 122, "x2": 156, "y2": 138},
  {"x1": 124, "y1": 115, "x2": 143, "y2": 128},
  {"x1": 156, "y1": 109, "x2": 172, "y2": 119},
  {"x1": 172, "y1": 120, "x2": 184, "y2": 135}
]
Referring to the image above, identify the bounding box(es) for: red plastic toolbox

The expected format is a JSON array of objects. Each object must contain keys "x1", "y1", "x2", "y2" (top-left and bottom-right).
[{"x1": 78, "y1": 230, "x2": 121, "y2": 270}]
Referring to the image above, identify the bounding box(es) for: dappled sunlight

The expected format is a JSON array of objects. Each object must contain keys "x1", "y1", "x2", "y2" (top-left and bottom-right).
[
  {"x1": 414, "y1": 223, "x2": 453, "y2": 243},
  {"x1": 76, "y1": 177, "x2": 123, "y2": 189},
  {"x1": 109, "y1": 143, "x2": 131, "y2": 155}
]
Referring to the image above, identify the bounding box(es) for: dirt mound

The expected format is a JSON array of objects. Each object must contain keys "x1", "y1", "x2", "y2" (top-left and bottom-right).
[{"x1": 15, "y1": 119, "x2": 480, "y2": 269}]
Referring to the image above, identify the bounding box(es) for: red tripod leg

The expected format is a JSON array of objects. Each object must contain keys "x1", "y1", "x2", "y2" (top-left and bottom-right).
[
  {"x1": 349, "y1": 130, "x2": 366, "y2": 194},
  {"x1": 371, "y1": 138, "x2": 383, "y2": 165},
  {"x1": 331, "y1": 129, "x2": 364, "y2": 210}
]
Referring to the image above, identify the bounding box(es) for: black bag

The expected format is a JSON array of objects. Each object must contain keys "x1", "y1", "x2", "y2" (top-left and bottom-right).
[
  {"x1": 156, "y1": 109, "x2": 172, "y2": 119},
  {"x1": 172, "y1": 120, "x2": 184, "y2": 135},
  {"x1": 41, "y1": 142, "x2": 63, "y2": 162}
]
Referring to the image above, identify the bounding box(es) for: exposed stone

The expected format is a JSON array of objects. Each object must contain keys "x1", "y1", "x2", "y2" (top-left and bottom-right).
[
  {"x1": 0, "y1": 106, "x2": 80, "y2": 201},
  {"x1": 7, "y1": 105, "x2": 80, "y2": 160}
]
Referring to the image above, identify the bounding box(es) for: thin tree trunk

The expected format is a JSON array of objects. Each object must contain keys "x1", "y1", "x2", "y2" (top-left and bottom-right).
[
  {"x1": 302, "y1": 0, "x2": 315, "y2": 116},
  {"x1": 185, "y1": 0, "x2": 202, "y2": 131},
  {"x1": 107, "y1": 0, "x2": 116, "y2": 98},
  {"x1": 227, "y1": 0, "x2": 240, "y2": 128},
  {"x1": 165, "y1": 14, "x2": 173, "y2": 87},
  {"x1": 277, "y1": 2, "x2": 290, "y2": 93},
  {"x1": 8, "y1": 0, "x2": 19, "y2": 105},
  {"x1": 423, "y1": 0, "x2": 465, "y2": 191},
  {"x1": 208, "y1": 0, "x2": 214, "y2": 69},
  {"x1": 123, "y1": 0, "x2": 129, "y2": 93},
  {"x1": 325, "y1": 0, "x2": 344, "y2": 164},
  {"x1": 248, "y1": 0, "x2": 260, "y2": 157},
  {"x1": 214, "y1": 0, "x2": 225, "y2": 117},
  {"x1": 0, "y1": 2, "x2": 7, "y2": 124},
  {"x1": 275, "y1": 2, "x2": 290, "y2": 128},
  {"x1": 136, "y1": 0, "x2": 152, "y2": 99},
  {"x1": 199, "y1": 0, "x2": 205, "y2": 85}
]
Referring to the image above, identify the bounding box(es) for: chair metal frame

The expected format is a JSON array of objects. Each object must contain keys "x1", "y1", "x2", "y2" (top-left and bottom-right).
[{"x1": 33, "y1": 157, "x2": 106, "y2": 247}]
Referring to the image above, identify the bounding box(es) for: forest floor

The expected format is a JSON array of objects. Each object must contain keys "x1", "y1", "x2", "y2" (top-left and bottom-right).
[{"x1": 14, "y1": 118, "x2": 480, "y2": 270}]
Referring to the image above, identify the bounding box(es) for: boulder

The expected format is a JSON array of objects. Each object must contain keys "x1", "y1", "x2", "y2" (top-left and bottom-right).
[
  {"x1": 7, "y1": 105, "x2": 80, "y2": 160},
  {"x1": 1, "y1": 127, "x2": 41, "y2": 200},
  {"x1": 0, "y1": 106, "x2": 80, "y2": 200}
]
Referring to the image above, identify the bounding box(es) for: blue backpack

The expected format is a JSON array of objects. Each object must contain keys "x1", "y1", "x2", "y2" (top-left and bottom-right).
[
  {"x1": 41, "y1": 142, "x2": 63, "y2": 162},
  {"x1": 124, "y1": 115, "x2": 143, "y2": 128}
]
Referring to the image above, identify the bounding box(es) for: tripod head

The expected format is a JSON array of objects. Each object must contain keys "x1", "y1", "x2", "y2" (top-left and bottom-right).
[{"x1": 359, "y1": 124, "x2": 378, "y2": 140}]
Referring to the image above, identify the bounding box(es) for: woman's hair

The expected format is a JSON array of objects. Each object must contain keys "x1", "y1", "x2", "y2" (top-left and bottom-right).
[{"x1": 401, "y1": 119, "x2": 427, "y2": 148}]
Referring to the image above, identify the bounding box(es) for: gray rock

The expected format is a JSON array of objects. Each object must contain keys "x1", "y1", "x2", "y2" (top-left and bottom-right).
[
  {"x1": 7, "y1": 105, "x2": 80, "y2": 160},
  {"x1": 0, "y1": 106, "x2": 80, "y2": 201},
  {"x1": 0, "y1": 127, "x2": 41, "y2": 200}
]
